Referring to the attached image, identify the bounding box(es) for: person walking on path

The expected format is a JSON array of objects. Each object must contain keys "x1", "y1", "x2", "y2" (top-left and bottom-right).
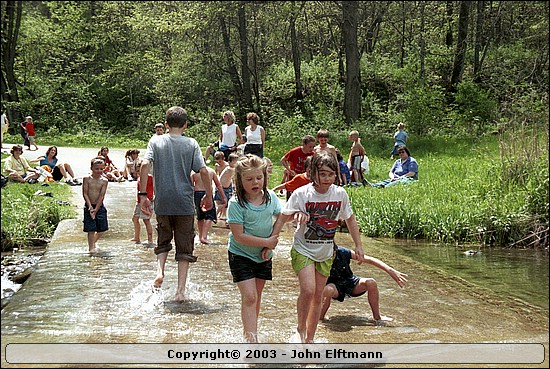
[
  {"x1": 139, "y1": 106, "x2": 213, "y2": 302},
  {"x1": 19, "y1": 116, "x2": 31, "y2": 150}
]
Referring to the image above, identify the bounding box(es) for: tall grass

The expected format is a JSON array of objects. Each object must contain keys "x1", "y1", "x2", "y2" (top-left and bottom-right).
[{"x1": 349, "y1": 130, "x2": 548, "y2": 247}]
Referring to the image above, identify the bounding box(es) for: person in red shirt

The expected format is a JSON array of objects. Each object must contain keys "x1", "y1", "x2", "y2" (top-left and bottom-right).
[
  {"x1": 273, "y1": 156, "x2": 312, "y2": 199},
  {"x1": 279, "y1": 135, "x2": 316, "y2": 200}
]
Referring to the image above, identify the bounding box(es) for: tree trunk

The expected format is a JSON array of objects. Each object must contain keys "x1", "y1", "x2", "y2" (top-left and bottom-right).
[
  {"x1": 400, "y1": 1, "x2": 406, "y2": 68},
  {"x1": 290, "y1": 10, "x2": 304, "y2": 101},
  {"x1": 1, "y1": 1, "x2": 23, "y2": 126},
  {"x1": 219, "y1": 15, "x2": 243, "y2": 102},
  {"x1": 342, "y1": 1, "x2": 361, "y2": 124},
  {"x1": 445, "y1": 0, "x2": 454, "y2": 47},
  {"x1": 419, "y1": 1, "x2": 426, "y2": 79},
  {"x1": 450, "y1": 1, "x2": 471, "y2": 89},
  {"x1": 238, "y1": 2, "x2": 252, "y2": 112}
]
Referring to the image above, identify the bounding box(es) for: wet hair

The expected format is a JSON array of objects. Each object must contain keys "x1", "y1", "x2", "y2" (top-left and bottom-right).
[
  {"x1": 228, "y1": 153, "x2": 239, "y2": 163},
  {"x1": 45, "y1": 145, "x2": 58, "y2": 159},
  {"x1": 309, "y1": 152, "x2": 340, "y2": 187},
  {"x1": 166, "y1": 106, "x2": 188, "y2": 129},
  {"x1": 214, "y1": 151, "x2": 225, "y2": 160},
  {"x1": 10, "y1": 145, "x2": 23, "y2": 155},
  {"x1": 233, "y1": 154, "x2": 270, "y2": 208},
  {"x1": 396, "y1": 145, "x2": 410, "y2": 156}
]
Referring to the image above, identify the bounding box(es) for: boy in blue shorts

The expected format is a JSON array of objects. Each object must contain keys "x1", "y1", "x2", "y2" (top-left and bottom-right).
[
  {"x1": 192, "y1": 166, "x2": 226, "y2": 244},
  {"x1": 82, "y1": 157, "x2": 109, "y2": 255},
  {"x1": 320, "y1": 245, "x2": 408, "y2": 325}
]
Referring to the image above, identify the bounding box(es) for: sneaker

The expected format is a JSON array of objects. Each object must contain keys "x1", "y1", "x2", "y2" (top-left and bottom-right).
[{"x1": 72, "y1": 178, "x2": 81, "y2": 185}]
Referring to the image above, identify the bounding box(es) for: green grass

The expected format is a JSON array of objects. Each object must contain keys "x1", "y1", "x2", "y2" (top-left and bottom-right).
[{"x1": 1, "y1": 157, "x2": 76, "y2": 250}]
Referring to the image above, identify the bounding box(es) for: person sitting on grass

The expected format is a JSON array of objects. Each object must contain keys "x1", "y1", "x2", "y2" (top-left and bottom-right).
[
  {"x1": 320, "y1": 244, "x2": 408, "y2": 326},
  {"x1": 3, "y1": 144, "x2": 40, "y2": 183},
  {"x1": 367, "y1": 145, "x2": 418, "y2": 188},
  {"x1": 32, "y1": 146, "x2": 80, "y2": 185}
]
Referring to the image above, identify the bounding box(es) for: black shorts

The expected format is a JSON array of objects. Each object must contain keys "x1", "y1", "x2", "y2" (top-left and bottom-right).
[
  {"x1": 329, "y1": 276, "x2": 364, "y2": 302},
  {"x1": 228, "y1": 251, "x2": 272, "y2": 283},
  {"x1": 194, "y1": 190, "x2": 217, "y2": 222}
]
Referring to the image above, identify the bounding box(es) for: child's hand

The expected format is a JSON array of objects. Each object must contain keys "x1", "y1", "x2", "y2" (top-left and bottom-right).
[
  {"x1": 389, "y1": 268, "x2": 408, "y2": 288},
  {"x1": 264, "y1": 235, "x2": 279, "y2": 249},
  {"x1": 294, "y1": 211, "x2": 310, "y2": 224},
  {"x1": 261, "y1": 247, "x2": 273, "y2": 261},
  {"x1": 141, "y1": 198, "x2": 152, "y2": 216},
  {"x1": 89, "y1": 208, "x2": 97, "y2": 220}
]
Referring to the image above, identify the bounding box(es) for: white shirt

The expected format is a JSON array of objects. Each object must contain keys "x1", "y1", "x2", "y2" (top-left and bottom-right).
[{"x1": 245, "y1": 125, "x2": 263, "y2": 145}]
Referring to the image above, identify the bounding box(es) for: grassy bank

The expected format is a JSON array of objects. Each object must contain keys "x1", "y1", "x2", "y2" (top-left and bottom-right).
[{"x1": 2, "y1": 127, "x2": 548, "y2": 249}]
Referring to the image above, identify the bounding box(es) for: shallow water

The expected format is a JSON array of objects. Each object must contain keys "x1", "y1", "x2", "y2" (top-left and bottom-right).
[{"x1": 1, "y1": 145, "x2": 548, "y2": 367}]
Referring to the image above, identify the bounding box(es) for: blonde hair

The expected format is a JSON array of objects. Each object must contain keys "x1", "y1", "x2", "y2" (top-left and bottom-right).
[
  {"x1": 233, "y1": 154, "x2": 270, "y2": 207},
  {"x1": 397, "y1": 122, "x2": 405, "y2": 129},
  {"x1": 223, "y1": 110, "x2": 236, "y2": 123},
  {"x1": 349, "y1": 130, "x2": 360, "y2": 138}
]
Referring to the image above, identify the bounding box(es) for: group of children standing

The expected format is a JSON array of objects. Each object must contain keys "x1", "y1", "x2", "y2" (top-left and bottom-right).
[{"x1": 81, "y1": 107, "x2": 408, "y2": 343}]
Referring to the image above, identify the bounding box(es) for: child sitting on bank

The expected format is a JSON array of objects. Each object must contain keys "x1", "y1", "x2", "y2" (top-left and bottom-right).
[
  {"x1": 320, "y1": 244, "x2": 408, "y2": 325},
  {"x1": 130, "y1": 161, "x2": 154, "y2": 247}
]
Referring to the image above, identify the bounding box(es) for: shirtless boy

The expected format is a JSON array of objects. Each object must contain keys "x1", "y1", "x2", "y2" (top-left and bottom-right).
[
  {"x1": 192, "y1": 167, "x2": 226, "y2": 244},
  {"x1": 82, "y1": 157, "x2": 109, "y2": 255},
  {"x1": 216, "y1": 153, "x2": 238, "y2": 224},
  {"x1": 214, "y1": 150, "x2": 228, "y2": 176}
]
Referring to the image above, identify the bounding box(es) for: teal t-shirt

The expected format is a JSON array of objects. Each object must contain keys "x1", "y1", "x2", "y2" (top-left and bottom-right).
[{"x1": 227, "y1": 190, "x2": 281, "y2": 263}]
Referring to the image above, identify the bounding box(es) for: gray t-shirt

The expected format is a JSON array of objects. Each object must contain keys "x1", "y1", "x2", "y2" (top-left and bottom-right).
[{"x1": 144, "y1": 133, "x2": 205, "y2": 215}]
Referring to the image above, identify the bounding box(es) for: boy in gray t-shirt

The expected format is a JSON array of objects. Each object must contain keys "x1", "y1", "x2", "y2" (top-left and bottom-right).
[{"x1": 139, "y1": 106, "x2": 213, "y2": 302}]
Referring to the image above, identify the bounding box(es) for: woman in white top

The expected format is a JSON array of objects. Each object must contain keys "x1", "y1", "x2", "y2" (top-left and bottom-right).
[
  {"x1": 219, "y1": 110, "x2": 243, "y2": 161},
  {"x1": 243, "y1": 112, "x2": 265, "y2": 158}
]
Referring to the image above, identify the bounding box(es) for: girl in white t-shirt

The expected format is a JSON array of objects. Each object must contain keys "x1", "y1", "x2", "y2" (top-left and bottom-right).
[{"x1": 272, "y1": 151, "x2": 365, "y2": 343}]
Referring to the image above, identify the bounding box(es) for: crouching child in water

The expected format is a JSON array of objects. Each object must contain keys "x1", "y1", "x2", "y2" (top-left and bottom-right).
[
  {"x1": 82, "y1": 157, "x2": 109, "y2": 255},
  {"x1": 320, "y1": 245, "x2": 408, "y2": 325}
]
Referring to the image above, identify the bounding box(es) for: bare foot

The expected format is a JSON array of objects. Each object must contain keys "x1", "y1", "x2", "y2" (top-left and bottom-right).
[
  {"x1": 130, "y1": 238, "x2": 140, "y2": 243},
  {"x1": 200, "y1": 238, "x2": 210, "y2": 244},
  {"x1": 174, "y1": 292, "x2": 187, "y2": 302},
  {"x1": 89, "y1": 248, "x2": 101, "y2": 256},
  {"x1": 153, "y1": 275, "x2": 164, "y2": 288},
  {"x1": 375, "y1": 315, "x2": 393, "y2": 326}
]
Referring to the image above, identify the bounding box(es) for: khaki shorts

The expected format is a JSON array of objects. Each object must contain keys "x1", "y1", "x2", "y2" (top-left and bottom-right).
[
  {"x1": 154, "y1": 214, "x2": 196, "y2": 262},
  {"x1": 290, "y1": 247, "x2": 333, "y2": 277},
  {"x1": 133, "y1": 202, "x2": 153, "y2": 220}
]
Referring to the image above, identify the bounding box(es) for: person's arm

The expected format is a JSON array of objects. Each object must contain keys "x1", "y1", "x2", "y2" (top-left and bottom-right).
[
  {"x1": 29, "y1": 156, "x2": 44, "y2": 165},
  {"x1": 350, "y1": 251, "x2": 408, "y2": 289},
  {"x1": 139, "y1": 159, "x2": 153, "y2": 216},
  {"x1": 272, "y1": 183, "x2": 286, "y2": 192},
  {"x1": 344, "y1": 214, "x2": 364, "y2": 262},
  {"x1": 280, "y1": 156, "x2": 295, "y2": 177},
  {"x1": 260, "y1": 126, "x2": 266, "y2": 146},
  {"x1": 198, "y1": 166, "x2": 213, "y2": 211},
  {"x1": 94, "y1": 180, "x2": 108, "y2": 212},
  {"x1": 230, "y1": 222, "x2": 278, "y2": 249},
  {"x1": 236, "y1": 126, "x2": 243, "y2": 145},
  {"x1": 212, "y1": 172, "x2": 226, "y2": 205}
]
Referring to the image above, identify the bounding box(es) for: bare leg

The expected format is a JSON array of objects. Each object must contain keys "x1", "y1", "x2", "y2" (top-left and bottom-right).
[
  {"x1": 131, "y1": 215, "x2": 141, "y2": 243},
  {"x1": 87, "y1": 232, "x2": 97, "y2": 253},
  {"x1": 197, "y1": 219, "x2": 205, "y2": 242},
  {"x1": 319, "y1": 284, "x2": 338, "y2": 321},
  {"x1": 174, "y1": 260, "x2": 190, "y2": 301},
  {"x1": 63, "y1": 163, "x2": 76, "y2": 179},
  {"x1": 296, "y1": 264, "x2": 316, "y2": 343},
  {"x1": 200, "y1": 220, "x2": 213, "y2": 244},
  {"x1": 143, "y1": 219, "x2": 153, "y2": 243},
  {"x1": 154, "y1": 252, "x2": 168, "y2": 288},
  {"x1": 57, "y1": 164, "x2": 69, "y2": 180},
  {"x1": 237, "y1": 278, "x2": 265, "y2": 343},
  {"x1": 304, "y1": 270, "x2": 328, "y2": 343}
]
